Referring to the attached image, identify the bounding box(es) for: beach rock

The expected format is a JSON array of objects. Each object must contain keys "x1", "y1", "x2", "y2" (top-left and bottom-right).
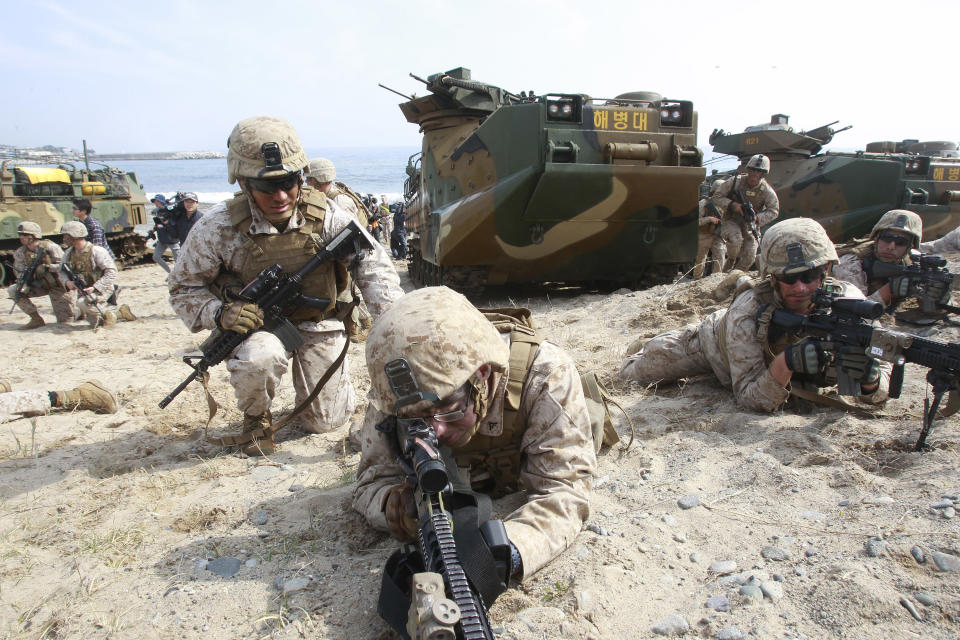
[
  {"x1": 207, "y1": 557, "x2": 242, "y2": 578},
  {"x1": 804, "y1": 547, "x2": 818, "y2": 557},
  {"x1": 914, "y1": 592, "x2": 935, "y2": 606},
  {"x1": 931, "y1": 551, "x2": 960, "y2": 572},
  {"x1": 739, "y1": 585, "x2": 763, "y2": 603},
  {"x1": 793, "y1": 567, "x2": 806, "y2": 577},
  {"x1": 910, "y1": 546, "x2": 925, "y2": 564},
  {"x1": 761, "y1": 546, "x2": 791, "y2": 561},
  {"x1": 716, "y1": 627, "x2": 744, "y2": 640},
  {"x1": 282, "y1": 577, "x2": 310, "y2": 594},
  {"x1": 899, "y1": 597, "x2": 923, "y2": 622},
  {"x1": 689, "y1": 552, "x2": 700, "y2": 563},
  {"x1": 677, "y1": 495, "x2": 700, "y2": 510},
  {"x1": 249, "y1": 466, "x2": 280, "y2": 481},
  {"x1": 864, "y1": 538, "x2": 886, "y2": 557},
  {"x1": 650, "y1": 615, "x2": 689, "y2": 636},
  {"x1": 863, "y1": 496, "x2": 895, "y2": 505},
  {"x1": 245, "y1": 558, "x2": 257, "y2": 568},
  {"x1": 942, "y1": 507, "x2": 956, "y2": 519},
  {"x1": 288, "y1": 484, "x2": 305, "y2": 492},
  {"x1": 673, "y1": 532, "x2": 687, "y2": 543},
  {"x1": 253, "y1": 509, "x2": 268, "y2": 525},
  {"x1": 705, "y1": 595, "x2": 730, "y2": 612},
  {"x1": 759, "y1": 581, "x2": 783, "y2": 601},
  {"x1": 930, "y1": 499, "x2": 954, "y2": 509},
  {"x1": 710, "y1": 560, "x2": 737, "y2": 574}
]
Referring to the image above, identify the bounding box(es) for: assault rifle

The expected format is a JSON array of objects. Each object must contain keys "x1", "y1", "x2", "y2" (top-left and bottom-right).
[
  {"x1": 60, "y1": 262, "x2": 107, "y2": 328},
  {"x1": 770, "y1": 290, "x2": 960, "y2": 450},
  {"x1": 376, "y1": 412, "x2": 508, "y2": 640},
  {"x1": 731, "y1": 177, "x2": 761, "y2": 243},
  {"x1": 9, "y1": 247, "x2": 46, "y2": 313},
  {"x1": 158, "y1": 220, "x2": 371, "y2": 409},
  {"x1": 870, "y1": 253, "x2": 959, "y2": 315}
]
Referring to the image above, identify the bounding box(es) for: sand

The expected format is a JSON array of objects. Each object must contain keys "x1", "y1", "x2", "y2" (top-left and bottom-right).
[{"x1": 0, "y1": 258, "x2": 958, "y2": 640}]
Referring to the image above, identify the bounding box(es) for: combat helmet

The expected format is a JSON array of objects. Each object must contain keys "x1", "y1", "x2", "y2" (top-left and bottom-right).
[
  {"x1": 759, "y1": 218, "x2": 837, "y2": 277},
  {"x1": 226, "y1": 116, "x2": 308, "y2": 185},
  {"x1": 60, "y1": 221, "x2": 88, "y2": 238},
  {"x1": 17, "y1": 221, "x2": 42, "y2": 239},
  {"x1": 365, "y1": 286, "x2": 509, "y2": 416},
  {"x1": 869, "y1": 209, "x2": 922, "y2": 249},
  {"x1": 306, "y1": 158, "x2": 336, "y2": 182},
  {"x1": 746, "y1": 154, "x2": 771, "y2": 173}
]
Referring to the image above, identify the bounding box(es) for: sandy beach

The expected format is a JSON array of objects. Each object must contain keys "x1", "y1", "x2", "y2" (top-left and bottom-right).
[{"x1": 0, "y1": 257, "x2": 958, "y2": 640}]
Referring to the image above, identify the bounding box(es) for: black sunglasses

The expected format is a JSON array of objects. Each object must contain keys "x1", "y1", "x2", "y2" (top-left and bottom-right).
[
  {"x1": 246, "y1": 173, "x2": 300, "y2": 194},
  {"x1": 776, "y1": 267, "x2": 825, "y2": 285},
  {"x1": 877, "y1": 233, "x2": 911, "y2": 247}
]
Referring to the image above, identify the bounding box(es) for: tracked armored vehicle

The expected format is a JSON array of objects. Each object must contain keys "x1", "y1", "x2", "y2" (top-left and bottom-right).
[
  {"x1": 396, "y1": 67, "x2": 704, "y2": 293},
  {"x1": 708, "y1": 114, "x2": 960, "y2": 242},
  {"x1": 0, "y1": 155, "x2": 150, "y2": 282}
]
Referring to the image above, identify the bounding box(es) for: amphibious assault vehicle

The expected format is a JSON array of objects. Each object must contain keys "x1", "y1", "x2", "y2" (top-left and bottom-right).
[
  {"x1": 708, "y1": 114, "x2": 960, "y2": 242},
  {"x1": 394, "y1": 67, "x2": 704, "y2": 293},
  {"x1": 0, "y1": 155, "x2": 150, "y2": 282}
]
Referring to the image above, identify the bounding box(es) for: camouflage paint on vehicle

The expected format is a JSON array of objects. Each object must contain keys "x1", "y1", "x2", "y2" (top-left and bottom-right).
[
  {"x1": 0, "y1": 157, "x2": 149, "y2": 282},
  {"x1": 397, "y1": 68, "x2": 704, "y2": 292},
  {"x1": 708, "y1": 114, "x2": 960, "y2": 242}
]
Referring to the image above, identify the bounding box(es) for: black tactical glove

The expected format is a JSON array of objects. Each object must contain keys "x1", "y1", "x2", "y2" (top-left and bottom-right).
[
  {"x1": 889, "y1": 274, "x2": 918, "y2": 299},
  {"x1": 835, "y1": 349, "x2": 881, "y2": 386},
  {"x1": 216, "y1": 301, "x2": 264, "y2": 335},
  {"x1": 784, "y1": 339, "x2": 826, "y2": 375}
]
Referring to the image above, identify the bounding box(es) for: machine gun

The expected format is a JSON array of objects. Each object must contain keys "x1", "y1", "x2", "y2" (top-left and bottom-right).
[
  {"x1": 375, "y1": 411, "x2": 508, "y2": 640},
  {"x1": 158, "y1": 221, "x2": 371, "y2": 409},
  {"x1": 9, "y1": 247, "x2": 46, "y2": 313},
  {"x1": 60, "y1": 262, "x2": 107, "y2": 328},
  {"x1": 770, "y1": 290, "x2": 960, "y2": 450},
  {"x1": 730, "y1": 176, "x2": 761, "y2": 243},
  {"x1": 870, "y1": 253, "x2": 959, "y2": 315}
]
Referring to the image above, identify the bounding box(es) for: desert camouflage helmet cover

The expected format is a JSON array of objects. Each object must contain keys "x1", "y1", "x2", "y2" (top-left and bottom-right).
[
  {"x1": 365, "y1": 286, "x2": 509, "y2": 415},
  {"x1": 759, "y1": 217, "x2": 837, "y2": 277},
  {"x1": 17, "y1": 221, "x2": 42, "y2": 238},
  {"x1": 306, "y1": 158, "x2": 336, "y2": 182},
  {"x1": 746, "y1": 154, "x2": 771, "y2": 173},
  {"x1": 869, "y1": 209, "x2": 922, "y2": 247},
  {"x1": 60, "y1": 220, "x2": 88, "y2": 238},
  {"x1": 226, "y1": 116, "x2": 308, "y2": 185}
]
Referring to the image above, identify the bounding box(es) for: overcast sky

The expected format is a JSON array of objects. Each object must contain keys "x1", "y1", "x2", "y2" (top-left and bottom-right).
[{"x1": 4, "y1": 0, "x2": 957, "y2": 156}]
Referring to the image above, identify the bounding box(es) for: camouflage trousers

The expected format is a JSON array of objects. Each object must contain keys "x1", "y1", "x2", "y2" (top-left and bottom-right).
[
  {"x1": 712, "y1": 220, "x2": 759, "y2": 272},
  {"x1": 0, "y1": 390, "x2": 51, "y2": 424},
  {"x1": 6, "y1": 283, "x2": 77, "y2": 322},
  {"x1": 694, "y1": 227, "x2": 721, "y2": 279},
  {"x1": 619, "y1": 323, "x2": 712, "y2": 384},
  {"x1": 77, "y1": 291, "x2": 113, "y2": 325},
  {"x1": 225, "y1": 322, "x2": 355, "y2": 433}
]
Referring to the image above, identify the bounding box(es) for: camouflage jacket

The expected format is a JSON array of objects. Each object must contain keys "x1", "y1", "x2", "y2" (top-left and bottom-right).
[
  {"x1": 920, "y1": 225, "x2": 960, "y2": 255},
  {"x1": 352, "y1": 340, "x2": 596, "y2": 580},
  {"x1": 167, "y1": 192, "x2": 403, "y2": 333},
  {"x1": 711, "y1": 175, "x2": 780, "y2": 227},
  {"x1": 698, "y1": 281, "x2": 889, "y2": 411},
  {"x1": 60, "y1": 243, "x2": 117, "y2": 295}
]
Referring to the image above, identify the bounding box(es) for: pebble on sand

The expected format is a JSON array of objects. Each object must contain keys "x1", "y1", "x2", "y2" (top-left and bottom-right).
[
  {"x1": 931, "y1": 551, "x2": 960, "y2": 572},
  {"x1": 650, "y1": 615, "x2": 690, "y2": 636}
]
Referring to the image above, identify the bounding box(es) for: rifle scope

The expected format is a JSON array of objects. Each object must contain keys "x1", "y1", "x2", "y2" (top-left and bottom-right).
[{"x1": 401, "y1": 418, "x2": 450, "y2": 493}]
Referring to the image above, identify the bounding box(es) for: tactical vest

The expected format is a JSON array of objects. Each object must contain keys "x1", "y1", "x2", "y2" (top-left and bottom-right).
[
  {"x1": 722, "y1": 175, "x2": 767, "y2": 221},
  {"x1": 225, "y1": 188, "x2": 348, "y2": 323},
  {"x1": 21, "y1": 240, "x2": 63, "y2": 289},
  {"x1": 451, "y1": 308, "x2": 618, "y2": 497},
  {"x1": 331, "y1": 182, "x2": 369, "y2": 227},
  {"x1": 837, "y1": 239, "x2": 912, "y2": 298},
  {"x1": 66, "y1": 243, "x2": 101, "y2": 286}
]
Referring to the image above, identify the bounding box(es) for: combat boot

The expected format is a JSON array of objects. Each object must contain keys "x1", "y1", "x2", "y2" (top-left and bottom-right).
[
  {"x1": 0, "y1": 381, "x2": 10, "y2": 393},
  {"x1": 54, "y1": 380, "x2": 118, "y2": 414},
  {"x1": 19, "y1": 313, "x2": 45, "y2": 330},
  {"x1": 241, "y1": 411, "x2": 275, "y2": 456},
  {"x1": 102, "y1": 311, "x2": 117, "y2": 328},
  {"x1": 118, "y1": 304, "x2": 137, "y2": 321}
]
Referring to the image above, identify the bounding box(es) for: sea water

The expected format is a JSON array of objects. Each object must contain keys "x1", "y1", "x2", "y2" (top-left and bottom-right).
[{"x1": 109, "y1": 146, "x2": 418, "y2": 205}]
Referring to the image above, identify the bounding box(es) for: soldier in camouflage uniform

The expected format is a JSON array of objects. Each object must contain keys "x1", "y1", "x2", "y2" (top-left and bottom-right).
[
  {"x1": 168, "y1": 117, "x2": 403, "y2": 456},
  {"x1": 832, "y1": 209, "x2": 951, "y2": 312},
  {"x1": 6, "y1": 221, "x2": 76, "y2": 329},
  {"x1": 920, "y1": 224, "x2": 960, "y2": 255},
  {"x1": 59, "y1": 221, "x2": 135, "y2": 329},
  {"x1": 0, "y1": 380, "x2": 117, "y2": 424},
  {"x1": 620, "y1": 218, "x2": 889, "y2": 412},
  {"x1": 694, "y1": 180, "x2": 724, "y2": 279},
  {"x1": 353, "y1": 286, "x2": 596, "y2": 582},
  {"x1": 710, "y1": 154, "x2": 780, "y2": 272},
  {"x1": 304, "y1": 158, "x2": 369, "y2": 228}
]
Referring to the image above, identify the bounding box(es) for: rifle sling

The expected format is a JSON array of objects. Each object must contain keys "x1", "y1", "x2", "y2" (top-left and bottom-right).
[
  {"x1": 203, "y1": 299, "x2": 356, "y2": 447},
  {"x1": 789, "y1": 386, "x2": 879, "y2": 419}
]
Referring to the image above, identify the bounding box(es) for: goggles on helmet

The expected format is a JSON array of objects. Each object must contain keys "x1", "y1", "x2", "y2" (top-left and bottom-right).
[{"x1": 245, "y1": 173, "x2": 301, "y2": 194}]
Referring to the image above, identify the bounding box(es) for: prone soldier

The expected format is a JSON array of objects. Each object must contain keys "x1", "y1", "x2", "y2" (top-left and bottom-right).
[
  {"x1": 621, "y1": 218, "x2": 889, "y2": 412},
  {"x1": 0, "y1": 380, "x2": 117, "y2": 424},
  {"x1": 7, "y1": 221, "x2": 76, "y2": 329}
]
